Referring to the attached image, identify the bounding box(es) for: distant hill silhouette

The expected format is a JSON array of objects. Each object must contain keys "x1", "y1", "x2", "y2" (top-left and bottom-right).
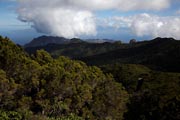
[
  {"x1": 25, "y1": 36, "x2": 124, "y2": 58},
  {"x1": 85, "y1": 39, "x2": 116, "y2": 43},
  {"x1": 25, "y1": 37, "x2": 180, "y2": 72},
  {"x1": 24, "y1": 35, "x2": 70, "y2": 47},
  {"x1": 25, "y1": 35, "x2": 116, "y2": 47}
]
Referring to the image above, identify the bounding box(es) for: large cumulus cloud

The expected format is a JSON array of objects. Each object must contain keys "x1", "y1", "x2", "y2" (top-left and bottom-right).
[
  {"x1": 101, "y1": 13, "x2": 180, "y2": 39},
  {"x1": 17, "y1": 0, "x2": 97, "y2": 38},
  {"x1": 17, "y1": 0, "x2": 172, "y2": 38},
  {"x1": 131, "y1": 14, "x2": 180, "y2": 39}
]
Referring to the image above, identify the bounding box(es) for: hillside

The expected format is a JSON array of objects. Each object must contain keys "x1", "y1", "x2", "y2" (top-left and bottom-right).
[
  {"x1": 0, "y1": 36, "x2": 128, "y2": 120},
  {"x1": 24, "y1": 36, "x2": 117, "y2": 48},
  {"x1": 101, "y1": 63, "x2": 180, "y2": 120},
  {"x1": 1, "y1": 36, "x2": 180, "y2": 120},
  {"x1": 25, "y1": 37, "x2": 180, "y2": 72},
  {"x1": 80, "y1": 37, "x2": 180, "y2": 72},
  {"x1": 24, "y1": 36, "x2": 70, "y2": 47},
  {"x1": 25, "y1": 40, "x2": 126, "y2": 58}
]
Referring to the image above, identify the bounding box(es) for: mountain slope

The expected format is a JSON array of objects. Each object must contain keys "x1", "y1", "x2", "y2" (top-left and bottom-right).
[
  {"x1": 24, "y1": 35, "x2": 70, "y2": 47},
  {"x1": 80, "y1": 37, "x2": 180, "y2": 72},
  {"x1": 0, "y1": 36, "x2": 128, "y2": 120},
  {"x1": 25, "y1": 37, "x2": 180, "y2": 72},
  {"x1": 1, "y1": 35, "x2": 180, "y2": 120},
  {"x1": 100, "y1": 63, "x2": 180, "y2": 120},
  {"x1": 25, "y1": 36, "x2": 117, "y2": 48},
  {"x1": 25, "y1": 41, "x2": 127, "y2": 58}
]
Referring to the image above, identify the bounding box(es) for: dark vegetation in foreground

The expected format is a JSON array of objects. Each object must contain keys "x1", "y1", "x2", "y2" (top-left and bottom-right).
[
  {"x1": 0, "y1": 36, "x2": 128, "y2": 119},
  {"x1": 1, "y1": 35, "x2": 180, "y2": 120}
]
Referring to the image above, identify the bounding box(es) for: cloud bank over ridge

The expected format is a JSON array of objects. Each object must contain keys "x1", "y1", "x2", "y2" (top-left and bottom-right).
[{"x1": 17, "y1": 0, "x2": 180, "y2": 39}]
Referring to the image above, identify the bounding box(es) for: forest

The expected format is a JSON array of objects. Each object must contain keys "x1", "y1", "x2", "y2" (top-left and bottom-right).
[{"x1": 0, "y1": 36, "x2": 180, "y2": 120}]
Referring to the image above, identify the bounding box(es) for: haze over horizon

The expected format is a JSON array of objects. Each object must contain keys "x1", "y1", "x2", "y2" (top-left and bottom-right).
[{"x1": 0, "y1": 0, "x2": 180, "y2": 44}]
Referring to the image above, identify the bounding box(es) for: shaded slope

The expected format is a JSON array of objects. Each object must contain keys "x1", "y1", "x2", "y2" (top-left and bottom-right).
[
  {"x1": 101, "y1": 63, "x2": 180, "y2": 120},
  {"x1": 80, "y1": 37, "x2": 180, "y2": 72},
  {"x1": 25, "y1": 42, "x2": 127, "y2": 58}
]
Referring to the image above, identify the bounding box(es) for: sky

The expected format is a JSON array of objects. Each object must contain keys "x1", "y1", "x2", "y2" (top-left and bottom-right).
[{"x1": 0, "y1": 0, "x2": 180, "y2": 44}]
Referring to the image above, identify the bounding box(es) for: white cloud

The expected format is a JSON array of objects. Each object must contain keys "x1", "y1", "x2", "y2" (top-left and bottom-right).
[
  {"x1": 131, "y1": 14, "x2": 180, "y2": 39},
  {"x1": 18, "y1": 8, "x2": 96, "y2": 38},
  {"x1": 176, "y1": 9, "x2": 180, "y2": 15},
  {"x1": 97, "y1": 16, "x2": 132, "y2": 29},
  {"x1": 17, "y1": 0, "x2": 170, "y2": 11},
  {"x1": 17, "y1": 0, "x2": 171, "y2": 38},
  {"x1": 0, "y1": 0, "x2": 16, "y2": 2},
  {"x1": 17, "y1": 0, "x2": 97, "y2": 38},
  {"x1": 68, "y1": 0, "x2": 170, "y2": 11},
  {"x1": 101, "y1": 13, "x2": 180, "y2": 39}
]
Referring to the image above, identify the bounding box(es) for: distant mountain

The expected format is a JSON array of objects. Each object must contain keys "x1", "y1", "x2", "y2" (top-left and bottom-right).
[
  {"x1": 24, "y1": 36, "x2": 124, "y2": 58},
  {"x1": 25, "y1": 41, "x2": 125, "y2": 59},
  {"x1": 25, "y1": 36, "x2": 117, "y2": 47},
  {"x1": 24, "y1": 35, "x2": 70, "y2": 47},
  {"x1": 25, "y1": 37, "x2": 180, "y2": 72},
  {"x1": 85, "y1": 39, "x2": 116, "y2": 43}
]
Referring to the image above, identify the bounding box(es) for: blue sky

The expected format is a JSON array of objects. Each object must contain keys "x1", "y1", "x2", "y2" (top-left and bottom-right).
[{"x1": 0, "y1": 0, "x2": 180, "y2": 44}]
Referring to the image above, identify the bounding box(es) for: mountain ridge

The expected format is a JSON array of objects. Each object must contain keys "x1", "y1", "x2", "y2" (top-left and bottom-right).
[
  {"x1": 24, "y1": 35, "x2": 117, "y2": 47},
  {"x1": 80, "y1": 37, "x2": 180, "y2": 72},
  {"x1": 24, "y1": 35, "x2": 70, "y2": 47},
  {"x1": 25, "y1": 37, "x2": 180, "y2": 72}
]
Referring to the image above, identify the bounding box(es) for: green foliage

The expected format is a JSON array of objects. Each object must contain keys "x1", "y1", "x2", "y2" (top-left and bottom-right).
[
  {"x1": 101, "y1": 63, "x2": 180, "y2": 120},
  {"x1": 162, "y1": 96, "x2": 180, "y2": 120},
  {"x1": 124, "y1": 90, "x2": 180, "y2": 120},
  {"x1": 124, "y1": 90, "x2": 161, "y2": 120},
  {"x1": 1, "y1": 36, "x2": 180, "y2": 120},
  {"x1": 0, "y1": 36, "x2": 27, "y2": 76},
  {"x1": 0, "y1": 36, "x2": 129, "y2": 120},
  {"x1": 48, "y1": 113, "x2": 83, "y2": 120},
  {"x1": 0, "y1": 69, "x2": 18, "y2": 110},
  {"x1": 101, "y1": 64, "x2": 151, "y2": 92},
  {"x1": 0, "y1": 110, "x2": 22, "y2": 120},
  {"x1": 34, "y1": 50, "x2": 53, "y2": 65}
]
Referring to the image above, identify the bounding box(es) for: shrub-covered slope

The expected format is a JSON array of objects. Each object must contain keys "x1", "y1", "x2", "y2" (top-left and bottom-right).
[{"x1": 0, "y1": 36, "x2": 128, "y2": 120}]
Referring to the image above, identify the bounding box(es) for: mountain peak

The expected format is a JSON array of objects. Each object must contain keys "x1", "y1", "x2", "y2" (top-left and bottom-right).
[{"x1": 24, "y1": 35, "x2": 70, "y2": 47}]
